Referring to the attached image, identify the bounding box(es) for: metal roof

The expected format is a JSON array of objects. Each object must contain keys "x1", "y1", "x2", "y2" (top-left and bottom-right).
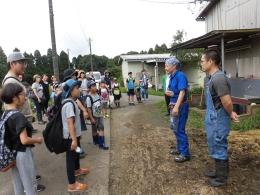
[
  {"x1": 196, "y1": 0, "x2": 220, "y2": 21},
  {"x1": 120, "y1": 53, "x2": 171, "y2": 62},
  {"x1": 171, "y1": 29, "x2": 260, "y2": 51}
]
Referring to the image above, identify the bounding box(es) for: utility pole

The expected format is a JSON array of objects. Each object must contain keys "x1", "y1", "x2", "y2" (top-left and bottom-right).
[
  {"x1": 67, "y1": 49, "x2": 70, "y2": 69},
  {"x1": 48, "y1": 0, "x2": 59, "y2": 80},
  {"x1": 89, "y1": 38, "x2": 93, "y2": 71}
]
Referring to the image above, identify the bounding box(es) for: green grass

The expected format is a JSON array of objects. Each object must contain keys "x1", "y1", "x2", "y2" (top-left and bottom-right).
[
  {"x1": 120, "y1": 87, "x2": 164, "y2": 96},
  {"x1": 232, "y1": 111, "x2": 260, "y2": 132},
  {"x1": 156, "y1": 100, "x2": 260, "y2": 132}
]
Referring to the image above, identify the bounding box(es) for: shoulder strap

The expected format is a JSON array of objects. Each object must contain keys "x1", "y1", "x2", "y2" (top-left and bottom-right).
[
  {"x1": 2, "y1": 76, "x2": 20, "y2": 86},
  {"x1": 62, "y1": 100, "x2": 76, "y2": 115},
  {"x1": 0, "y1": 110, "x2": 19, "y2": 129}
]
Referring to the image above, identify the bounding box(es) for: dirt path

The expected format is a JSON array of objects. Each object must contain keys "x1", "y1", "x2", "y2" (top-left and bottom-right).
[{"x1": 109, "y1": 95, "x2": 260, "y2": 195}]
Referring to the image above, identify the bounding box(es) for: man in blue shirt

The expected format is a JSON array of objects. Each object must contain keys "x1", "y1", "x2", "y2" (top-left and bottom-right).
[{"x1": 165, "y1": 57, "x2": 190, "y2": 163}]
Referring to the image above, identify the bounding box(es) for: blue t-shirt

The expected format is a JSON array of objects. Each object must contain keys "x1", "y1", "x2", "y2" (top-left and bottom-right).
[{"x1": 168, "y1": 70, "x2": 188, "y2": 104}]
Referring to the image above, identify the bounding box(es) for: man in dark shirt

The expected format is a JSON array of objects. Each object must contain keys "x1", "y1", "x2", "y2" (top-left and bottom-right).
[{"x1": 201, "y1": 49, "x2": 239, "y2": 187}]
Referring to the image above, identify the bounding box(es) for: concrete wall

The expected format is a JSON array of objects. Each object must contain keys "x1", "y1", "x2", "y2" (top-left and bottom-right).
[{"x1": 206, "y1": 0, "x2": 260, "y2": 32}]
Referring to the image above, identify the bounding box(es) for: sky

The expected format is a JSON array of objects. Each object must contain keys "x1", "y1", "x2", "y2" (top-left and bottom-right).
[{"x1": 0, "y1": 0, "x2": 206, "y2": 59}]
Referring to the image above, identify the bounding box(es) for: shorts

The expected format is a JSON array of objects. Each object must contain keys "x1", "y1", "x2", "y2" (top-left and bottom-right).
[
  {"x1": 101, "y1": 102, "x2": 108, "y2": 109},
  {"x1": 92, "y1": 117, "x2": 105, "y2": 132},
  {"x1": 127, "y1": 89, "x2": 135, "y2": 96}
]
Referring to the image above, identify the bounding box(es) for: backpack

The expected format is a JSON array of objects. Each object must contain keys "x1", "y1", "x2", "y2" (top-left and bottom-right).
[
  {"x1": 0, "y1": 110, "x2": 18, "y2": 172},
  {"x1": 43, "y1": 100, "x2": 76, "y2": 154},
  {"x1": 46, "y1": 93, "x2": 63, "y2": 121},
  {"x1": 99, "y1": 88, "x2": 109, "y2": 101},
  {"x1": 113, "y1": 88, "x2": 121, "y2": 96},
  {"x1": 127, "y1": 78, "x2": 135, "y2": 90},
  {"x1": 86, "y1": 95, "x2": 102, "y2": 117}
]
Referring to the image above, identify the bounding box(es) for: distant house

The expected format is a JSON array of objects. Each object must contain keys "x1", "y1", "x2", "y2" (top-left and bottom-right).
[
  {"x1": 120, "y1": 54, "x2": 171, "y2": 90},
  {"x1": 120, "y1": 53, "x2": 205, "y2": 90},
  {"x1": 172, "y1": 0, "x2": 260, "y2": 110}
]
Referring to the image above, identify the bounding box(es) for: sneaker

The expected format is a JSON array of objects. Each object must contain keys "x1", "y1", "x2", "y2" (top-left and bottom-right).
[
  {"x1": 36, "y1": 175, "x2": 41, "y2": 181},
  {"x1": 169, "y1": 149, "x2": 180, "y2": 156},
  {"x1": 174, "y1": 154, "x2": 191, "y2": 163},
  {"x1": 105, "y1": 114, "x2": 109, "y2": 118},
  {"x1": 36, "y1": 184, "x2": 46, "y2": 192}
]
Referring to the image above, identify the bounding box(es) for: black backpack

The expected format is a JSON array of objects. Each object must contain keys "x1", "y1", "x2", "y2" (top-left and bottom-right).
[{"x1": 43, "y1": 99, "x2": 76, "y2": 154}]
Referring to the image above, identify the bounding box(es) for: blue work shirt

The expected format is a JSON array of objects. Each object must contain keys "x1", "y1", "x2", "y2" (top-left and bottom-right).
[{"x1": 168, "y1": 70, "x2": 188, "y2": 104}]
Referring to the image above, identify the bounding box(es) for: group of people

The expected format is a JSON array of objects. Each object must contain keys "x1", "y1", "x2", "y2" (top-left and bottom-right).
[
  {"x1": 126, "y1": 70, "x2": 149, "y2": 105},
  {"x1": 0, "y1": 51, "x2": 122, "y2": 194},
  {"x1": 164, "y1": 51, "x2": 239, "y2": 187}
]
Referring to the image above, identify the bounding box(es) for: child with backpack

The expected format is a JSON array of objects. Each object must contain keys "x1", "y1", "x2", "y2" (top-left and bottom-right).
[
  {"x1": 0, "y1": 83, "x2": 43, "y2": 195},
  {"x1": 112, "y1": 78, "x2": 121, "y2": 107},
  {"x1": 135, "y1": 85, "x2": 142, "y2": 103},
  {"x1": 99, "y1": 80, "x2": 110, "y2": 118},
  {"x1": 86, "y1": 80, "x2": 109, "y2": 150},
  {"x1": 61, "y1": 79, "x2": 89, "y2": 192},
  {"x1": 126, "y1": 72, "x2": 135, "y2": 105}
]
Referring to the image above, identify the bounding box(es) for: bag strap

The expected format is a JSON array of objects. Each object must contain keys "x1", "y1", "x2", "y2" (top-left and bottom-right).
[
  {"x1": 0, "y1": 111, "x2": 19, "y2": 136},
  {"x1": 2, "y1": 77, "x2": 20, "y2": 86},
  {"x1": 62, "y1": 100, "x2": 76, "y2": 115}
]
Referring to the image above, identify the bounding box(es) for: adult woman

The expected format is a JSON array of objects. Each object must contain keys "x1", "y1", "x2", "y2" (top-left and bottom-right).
[{"x1": 32, "y1": 75, "x2": 45, "y2": 124}]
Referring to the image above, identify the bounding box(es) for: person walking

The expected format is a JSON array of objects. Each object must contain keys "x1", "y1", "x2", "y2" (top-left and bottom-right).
[
  {"x1": 200, "y1": 50, "x2": 239, "y2": 187},
  {"x1": 165, "y1": 57, "x2": 191, "y2": 163},
  {"x1": 32, "y1": 75, "x2": 45, "y2": 125}
]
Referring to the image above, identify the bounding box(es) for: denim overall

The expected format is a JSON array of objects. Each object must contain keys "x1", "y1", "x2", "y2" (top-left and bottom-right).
[
  {"x1": 170, "y1": 102, "x2": 190, "y2": 156},
  {"x1": 205, "y1": 72, "x2": 231, "y2": 160}
]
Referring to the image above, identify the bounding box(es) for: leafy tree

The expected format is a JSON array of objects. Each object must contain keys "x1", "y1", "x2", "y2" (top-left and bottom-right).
[
  {"x1": 172, "y1": 29, "x2": 186, "y2": 46},
  {"x1": 13, "y1": 48, "x2": 20, "y2": 52},
  {"x1": 126, "y1": 51, "x2": 139, "y2": 55},
  {"x1": 59, "y1": 50, "x2": 69, "y2": 78},
  {"x1": 148, "y1": 48, "x2": 154, "y2": 54},
  {"x1": 34, "y1": 50, "x2": 42, "y2": 67},
  {"x1": 0, "y1": 46, "x2": 7, "y2": 82}
]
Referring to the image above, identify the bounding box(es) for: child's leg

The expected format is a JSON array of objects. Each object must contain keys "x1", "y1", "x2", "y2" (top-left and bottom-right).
[
  {"x1": 14, "y1": 148, "x2": 37, "y2": 195},
  {"x1": 12, "y1": 165, "x2": 25, "y2": 195},
  {"x1": 92, "y1": 123, "x2": 99, "y2": 145},
  {"x1": 97, "y1": 118, "x2": 109, "y2": 150},
  {"x1": 75, "y1": 138, "x2": 80, "y2": 171},
  {"x1": 66, "y1": 142, "x2": 77, "y2": 184}
]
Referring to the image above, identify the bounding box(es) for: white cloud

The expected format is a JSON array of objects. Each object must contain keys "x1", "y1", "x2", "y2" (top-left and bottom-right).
[{"x1": 0, "y1": 0, "x2": 205, "y2": 58}]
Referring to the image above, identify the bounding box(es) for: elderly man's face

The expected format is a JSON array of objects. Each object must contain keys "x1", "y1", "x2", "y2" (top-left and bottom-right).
[{"x1": 165, "y1": 64, "x2": 176, "y2": 74}]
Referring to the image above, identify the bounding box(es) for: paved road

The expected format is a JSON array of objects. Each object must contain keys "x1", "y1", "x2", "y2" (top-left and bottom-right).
[{"x1": 0, "y1": 113, "x2": 110, "y2": 195}]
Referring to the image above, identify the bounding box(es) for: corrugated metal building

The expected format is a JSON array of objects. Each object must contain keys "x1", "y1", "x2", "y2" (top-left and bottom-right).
[{"x1": 172, "y1": 0, "x2": 260, "y2": 105}]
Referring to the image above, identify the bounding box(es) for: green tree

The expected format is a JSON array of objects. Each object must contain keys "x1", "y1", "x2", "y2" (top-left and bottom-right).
[
  {"x1": 13, "y1": 48, "x2": 20, "y2": 52},
  {"x1": 0, "y1": 46, "x2": 7, "y2": 82},
  {"x1": 59, "y1": 50, "x2": 69, "y2": 78},
  {"x1": 148, "y1": 48, "x2": 154, "y2": 54},
  {"x1": 34, "y1": 50, "x2": 42, "y2": 67},
  {"x1": 172, "y1": 29, "x2": 186, "y2": 46}
]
